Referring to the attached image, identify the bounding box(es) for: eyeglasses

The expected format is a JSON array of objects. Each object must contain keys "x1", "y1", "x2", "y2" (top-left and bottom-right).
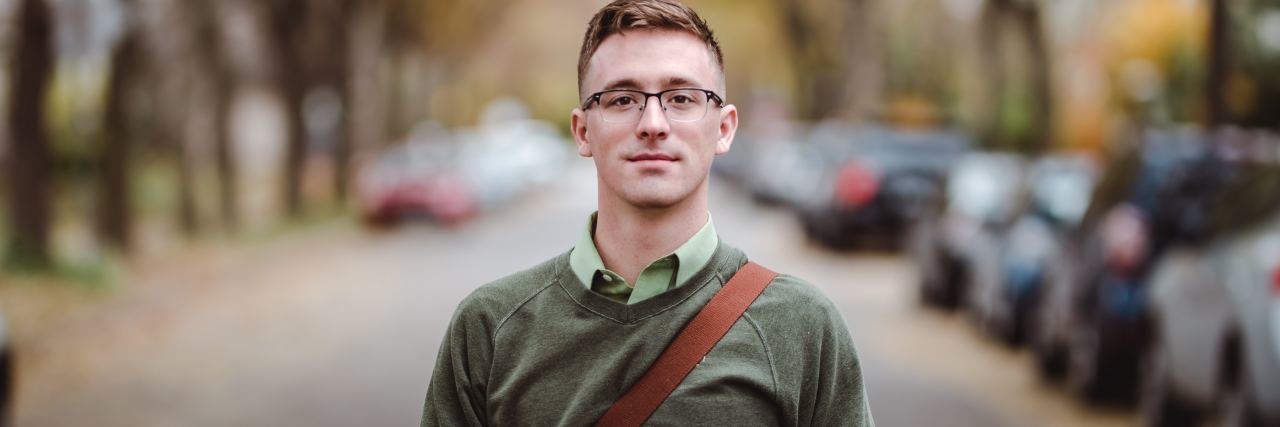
[{"x1": 582, "y1": 88, "x2": 724, "y2": 123}]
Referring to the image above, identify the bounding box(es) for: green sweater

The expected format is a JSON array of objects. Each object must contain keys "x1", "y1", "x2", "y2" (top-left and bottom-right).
[{"x1": 421, "y1": 242, "x2": 874, "y2": 426}]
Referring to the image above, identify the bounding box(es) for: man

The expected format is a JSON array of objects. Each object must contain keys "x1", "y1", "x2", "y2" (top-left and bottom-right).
[{"x1": 421, "y1": 0, "x2": 872, "y2": 425}]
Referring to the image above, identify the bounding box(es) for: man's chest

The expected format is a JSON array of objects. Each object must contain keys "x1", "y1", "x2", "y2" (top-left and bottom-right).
[{"x1": 483, "y1": 318, "x2": 786, "y2": 426}]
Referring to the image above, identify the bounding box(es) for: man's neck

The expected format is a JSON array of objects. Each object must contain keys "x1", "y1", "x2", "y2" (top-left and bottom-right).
[{"x1": 594, "y1": 192, "x2": 709, "y2": 286}]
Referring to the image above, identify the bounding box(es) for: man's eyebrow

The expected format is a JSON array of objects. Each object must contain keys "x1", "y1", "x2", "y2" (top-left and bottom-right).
[
  {"x1": 598, "y1": 76, "x2": 707, "y2": 92},
  {"x1": 664, "y1": 76, "x2": 699, "y2": 88},
  {"x1": 601, "y1": 78, "x2": 642, "y2": 91}
]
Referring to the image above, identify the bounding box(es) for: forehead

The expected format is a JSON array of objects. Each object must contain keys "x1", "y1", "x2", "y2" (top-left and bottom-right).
[{"x1": 583, "y1": 29, "x2": 719, "y2": 93}]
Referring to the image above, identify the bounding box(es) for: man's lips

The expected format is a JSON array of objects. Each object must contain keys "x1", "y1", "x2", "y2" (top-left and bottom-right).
[{"x1": 629, "y1": 153, "x2": 676, "y2": 162}]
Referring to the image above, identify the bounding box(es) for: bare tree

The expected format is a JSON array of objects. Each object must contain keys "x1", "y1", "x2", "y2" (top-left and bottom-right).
[
  {"x1": 318, "y1": 1, "x2": 356, "y2": 205},
  {"x1": 1204, "y1": 0, "x2": 1227, "y2": 128},
  {"x1": 97, "y1": 5, "x2": 143, "y2": 252},
  {"x1": 5, "y1": 0, "x2": 56, "y2": 268},
  {"x1": 769, "y1": 0, "x2": 885, "y2": 121},
  {"x1": 979, "y1": 0, "x2": 1053, "y2": 152},
  {"x1": 774, "y1": 0, "x2": 847, "y2": 120},
  {"x1": 842, "y1": 0, "x2": 883, "y2": 121},
  {"x1": 345, "y1": 0, "x2": 391, "y2": 188},
  {"x1": 189, "y1": 0, "x2": 240, "y2": 230},
  {"x1": 262, "y1": 0, "x2": 311, "y2": 218}
]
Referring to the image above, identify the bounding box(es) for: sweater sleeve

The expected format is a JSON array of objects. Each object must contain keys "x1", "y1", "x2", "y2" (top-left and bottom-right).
[
  {"x1": 806, "y1": 293, "x2": 875, "y2": 427},
  {"x1": 421, "y1": 295, "x2": 495, "y2": 427}
]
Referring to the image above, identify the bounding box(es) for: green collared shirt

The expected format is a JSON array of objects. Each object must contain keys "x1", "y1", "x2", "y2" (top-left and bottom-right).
[{"x1": 569, "y1": 212, "x2": 719, "y2": 305}]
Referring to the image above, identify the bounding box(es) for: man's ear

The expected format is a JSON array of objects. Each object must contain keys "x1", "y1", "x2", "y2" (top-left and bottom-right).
[
  {"x1": 571, "y1": 108, "x2": 592, "y2": 157},
  {"x1": 714, "y1": 104, "x2": 738, "y2": 155}
]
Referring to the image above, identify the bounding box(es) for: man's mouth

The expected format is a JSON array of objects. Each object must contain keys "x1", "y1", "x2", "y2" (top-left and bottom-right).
[{"x1": 629, "y1": 153, "x2": 676, "y2": 162}]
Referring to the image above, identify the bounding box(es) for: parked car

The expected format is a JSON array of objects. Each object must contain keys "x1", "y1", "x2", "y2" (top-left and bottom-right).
[
  {"x1": 967, "y1": 155, "x2": 1097, "y2": 345},
  {"x1": 1139, "y1": 130, "x2": 1280, "y2": 427},
  {"x1": 356, "y1": 118, "x2": 570, "y2": 227},
  {"x1": 710, "y1": 114, "x2": 809, "y2": 206},
  {"x1": 795, "y1": 123, "x2": 969, "y2": 249},
  {"x1": 453, "y1": 118, "x2": 570, "y2": 211},
  {"x1": 356, "y1": 127, "x2": 474, "y2": 226},
  {"x1": 1034, "y1": 128, "x2": 1225, "y2": 402},
  {"x1": 724, "y1": 130, "x2": 826, "y2": 208},
  {"x1": 912, "y1": 152, "x2": 1026, "y2": 309}
]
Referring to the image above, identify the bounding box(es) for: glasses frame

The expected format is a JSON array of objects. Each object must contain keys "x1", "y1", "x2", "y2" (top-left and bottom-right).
[{"x1": 582, "y1": 88, "x2": 725, "y2": 123}]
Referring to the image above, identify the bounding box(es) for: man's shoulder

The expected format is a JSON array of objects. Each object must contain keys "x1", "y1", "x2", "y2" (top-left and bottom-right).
[
  {"x1": 745, "y1": 269, "x2": 846, "y2": 327},
  {"x1": 763, "y1": 272, "x2": 831, "y2": 303},
  {"x1": 754, "y1": 271, "x2": 836, "y2": 308},
  {"x1": 454, "y1": 251, "x2": 570, "y2": 320}
]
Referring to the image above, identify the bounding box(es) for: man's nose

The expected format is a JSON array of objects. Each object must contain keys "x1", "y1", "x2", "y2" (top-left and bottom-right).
[{"x1": 635, "y1": 96, "x2": 670, "y2": 141}]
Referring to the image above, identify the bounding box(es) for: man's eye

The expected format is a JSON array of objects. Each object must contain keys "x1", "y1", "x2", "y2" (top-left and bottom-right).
[
  {"x1": 608, "y1": 96, "x2": 637, "y2": 107},
  {"x1": 669, "y1": 95, "x2": 693, "y2": 104}
]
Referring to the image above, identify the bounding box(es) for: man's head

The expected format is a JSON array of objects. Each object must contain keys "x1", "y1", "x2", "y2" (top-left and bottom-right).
[
  {"x1": 577, "y1": 0, "x2": 725, "y2": 97},
  {"x1": 571, "y1": 0, "x2": 738, "y2": 211}
]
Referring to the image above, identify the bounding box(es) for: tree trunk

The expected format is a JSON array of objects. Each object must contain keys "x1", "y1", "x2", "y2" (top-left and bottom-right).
[
  {"x1": 5, "y1": 0, "x2": 55, "y2": 268},
  {"x1": 175, "y1": 128, "x2": 199, "y2": 236},
  {"x1": 212, "y1": 74, "x2": 237, "y2": 230},
  {"x1": 345, "y1": 0, "x2": 388, "y2": 204},
  {"x1": 1205, "y1": 0, "x2": 1228, "y2": 128},
  {"x1": 980, "y1": 0, "x2": 1052, "y2": 152},
  {"x1": 97, "y1": 25, "x2": 141, "y2": 252},
  {"x1": 329, "y1": 1, "x2": 355, "y2": 205},
  {"x1": 282, "y1": 81, "x2": 307, "y2": 219},
  {"x1": 843, "y1": 0, "x2": 882, "y2": 121},
  {"x1": 334, "y1": 59, "x2": 353, "y2": 206},
  {"x1": 266, "y1": 0, "x2": 310, "y2": 219},
  {"x1": 774, "y1": 0, "x2": 845, "y2": 121},
  {"x1": 978, "y1": 1, "x2": 1007, "y2": 149},
  {"x1": 191, "y1": 0, "x2": 239, "y2": 231},
  {"x1": 1016, "y1": 3, "x2": 1052, "y2": 153}
]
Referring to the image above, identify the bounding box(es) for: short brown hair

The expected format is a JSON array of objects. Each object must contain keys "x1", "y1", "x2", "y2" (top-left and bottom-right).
[{"x1": 577, "y1": 0, "x2": 724, "y2": 97}]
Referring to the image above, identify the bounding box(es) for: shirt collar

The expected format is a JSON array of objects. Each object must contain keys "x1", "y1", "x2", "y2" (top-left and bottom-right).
[{"x1": 569, "y1": 211, "x2": 718, "y2": 291}]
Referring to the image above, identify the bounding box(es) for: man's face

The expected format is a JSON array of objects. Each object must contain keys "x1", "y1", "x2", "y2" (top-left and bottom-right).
[{"x1": 571, "y1": 29, "x2": 738, "y2": 210}]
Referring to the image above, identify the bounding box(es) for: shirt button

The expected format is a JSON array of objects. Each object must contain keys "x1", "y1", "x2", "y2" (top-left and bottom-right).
[{"x1": 601, "y1": 273, "x2": 613, "y2": 282}]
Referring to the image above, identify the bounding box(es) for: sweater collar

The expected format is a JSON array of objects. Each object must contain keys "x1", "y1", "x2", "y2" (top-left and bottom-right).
[
  {"x1": 556, "y1": 240, "x2": 747, "y2": 324},
  {"x1": 568, "y1": 211, "x2": 719, "y2": 304}
]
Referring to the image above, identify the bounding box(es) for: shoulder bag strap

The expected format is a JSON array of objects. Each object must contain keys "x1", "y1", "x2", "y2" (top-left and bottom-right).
[{"x1": 595, "y1": 261, "x2": 778, "y2": 427}]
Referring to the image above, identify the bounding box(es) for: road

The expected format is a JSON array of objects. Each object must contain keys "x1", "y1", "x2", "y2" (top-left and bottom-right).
[{"x1": 10, "y1": 162, "x2": 1136, "y2": 426}]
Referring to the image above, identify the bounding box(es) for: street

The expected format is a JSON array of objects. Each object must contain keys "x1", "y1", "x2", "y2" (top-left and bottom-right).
[{"x1": 11, "y1": 162, "x2": 1137, "y2": 426}]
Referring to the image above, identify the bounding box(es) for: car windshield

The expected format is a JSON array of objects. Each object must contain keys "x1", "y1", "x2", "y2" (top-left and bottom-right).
[
  {"x1": 1032, "y1": 164, "x2": 1095, "y2": 226},
  {"x1": 949, "y1": 156, "x2": 1023, "y2": 221}
]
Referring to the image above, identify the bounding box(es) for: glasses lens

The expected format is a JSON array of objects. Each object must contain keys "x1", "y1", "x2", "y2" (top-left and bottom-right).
[
  {"x1": 662, "y1": 90, "x2": 709, "y2": 122},
  {"x1": 599, "y1": 91, "x2": 644, "y2": 123}
]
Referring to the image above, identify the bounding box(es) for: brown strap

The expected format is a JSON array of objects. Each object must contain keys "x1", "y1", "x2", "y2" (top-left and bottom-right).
[{"x1": 595, "y1": 261, "x2": 778, "y2": 427}]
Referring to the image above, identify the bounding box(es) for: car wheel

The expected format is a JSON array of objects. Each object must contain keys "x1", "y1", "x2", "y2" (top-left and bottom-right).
[
  {"x1": 936, "y1": 254, "x2": 966, "y2": 310},
  {"x1": 976, "y1": 299, "x2": 1018, "y2": 346},
  {"x1": 1139, "y1": 337, "x2": 1199, "y2": 427},
  {"x1": 997, "y1": 313, "x2": 1021, "y2": 347},
  {"x1": 1067, "y1": 320, "x2": 1108, "y2": 403},
  {"x1": 800, "y1": 215, "x2": 850, "y2": 250},
  {"x1": 918, "y1": 272, "x2": 942, "y2": 307},
  {"x1": 993, "y1": 293, "x2": 1031, "y2": 347},
  {"x1": 1033, "y1": 333, "x2": 1067, "y2": 381},
  {"x1": 915, "y1": 250, "x2": 946, "y2": 308},
  {"x1": 1220, "y1": 356, "x2": 1263, "y2": 427}
]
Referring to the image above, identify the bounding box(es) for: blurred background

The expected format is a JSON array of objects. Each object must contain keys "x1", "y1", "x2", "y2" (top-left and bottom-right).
[{"x1": 1, "y1": 0, "x2": 1279, "y2": 425}]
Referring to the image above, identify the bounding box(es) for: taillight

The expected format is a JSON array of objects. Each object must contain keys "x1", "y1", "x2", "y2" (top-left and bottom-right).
[
  {"x1": 1272, "y1": 264, "x2": 1280, "y2": 295},
  {"x1": 1101, "y1": 204, "x2": 1149, "y2": 274},
  {"x1": 835, "y1": 162, "x2": 879, "y2": 208}
]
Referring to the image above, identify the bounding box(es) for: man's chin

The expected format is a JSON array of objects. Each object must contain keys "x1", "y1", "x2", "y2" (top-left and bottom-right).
[
  {"x1": 621, "y1": 190, "x2": 688, "y2": 210},
  {"x1": 628, "y1": 198, "x2": 680, "y2": 210}
]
